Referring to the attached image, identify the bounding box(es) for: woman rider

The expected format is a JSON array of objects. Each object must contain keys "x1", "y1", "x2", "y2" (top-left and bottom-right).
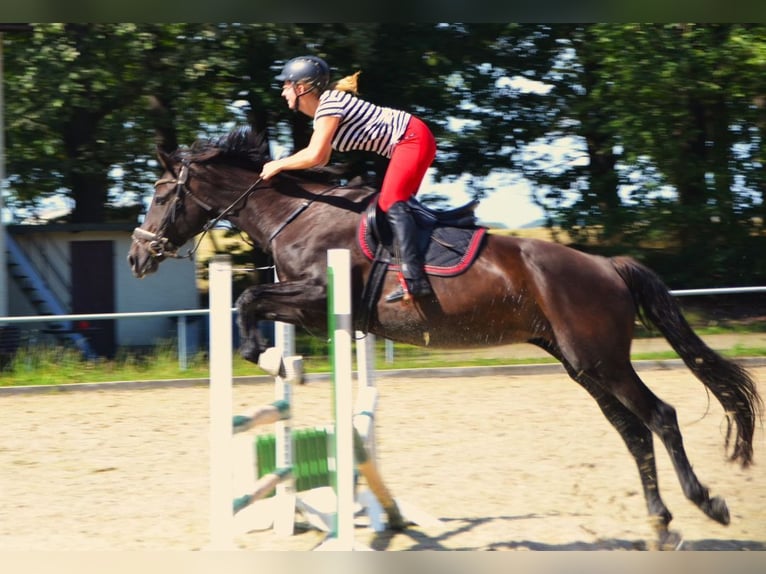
[{"x1": 260, "y1": 55, "x2": 436, "y2": 303}]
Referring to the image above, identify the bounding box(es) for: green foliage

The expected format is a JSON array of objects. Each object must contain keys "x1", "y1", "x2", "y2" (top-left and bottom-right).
[
  {"x1": 3, "y1": 23, "x2": 284, "y2": 221},
  {"x1": 3, "y1": 23, "x2": 766, "y2": 284}
]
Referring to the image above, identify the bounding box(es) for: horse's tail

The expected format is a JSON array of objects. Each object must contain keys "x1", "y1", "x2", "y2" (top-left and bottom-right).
[{"x1": 611, "y1": 255, "x2": 762, "y2": 468}]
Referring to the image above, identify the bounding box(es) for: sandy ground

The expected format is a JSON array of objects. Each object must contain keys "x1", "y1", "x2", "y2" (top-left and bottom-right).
[{"x1": 1, "y1": 353, "x2": 764, "y2": 552}]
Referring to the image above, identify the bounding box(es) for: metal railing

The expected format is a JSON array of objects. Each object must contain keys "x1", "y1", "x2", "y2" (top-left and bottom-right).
[
  {"x1": 0, "y1": 308, "x2": 222, "y2": 369},
  {"x1": 1, "y1": 285, "x2": 765, "y2": 370}
]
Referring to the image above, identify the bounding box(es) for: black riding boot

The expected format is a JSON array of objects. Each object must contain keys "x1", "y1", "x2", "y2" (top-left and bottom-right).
[{"x1": 385, "y1": 201, "x2": 433, "y2": 302}]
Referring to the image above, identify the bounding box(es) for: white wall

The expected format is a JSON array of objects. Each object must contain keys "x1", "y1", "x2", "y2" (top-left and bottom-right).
[
  {"x1": 115, "y1": 242, "x2": 200, "y2": 347},
  {"x1": 7, "y1": 227, "x2": 201, "y2": 349}
]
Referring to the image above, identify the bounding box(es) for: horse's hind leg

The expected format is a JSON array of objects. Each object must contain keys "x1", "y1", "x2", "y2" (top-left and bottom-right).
[
  {"x1": 536, "y1": 339, "x2": 678, "y2": 547},
  {"x1": 572, "y1": 372, "x2": 681, "y2": 549},
  {"x1": 588, "y1": 365, "x2": 730, "y2": 530},
  {"x1": 641, "y1": 388, "x2": 730, "y2": 525}
]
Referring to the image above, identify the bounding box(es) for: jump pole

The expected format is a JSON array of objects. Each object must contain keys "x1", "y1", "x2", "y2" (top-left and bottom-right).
[
  {"x1": 320, "y1": 248, "x2": 357, "y2": 550},
  {"x1": 209, "y1": 255, "x2": 296, "y2": 548},
  {"x1": 269, "y1": 271, "x2": 297, "y2": 536},
  {"x1": 208, "y1": 255, "x2": 235, "y2": 549},
  {"x1": 319, "y1": 251, "x2": 429, "y2": 545},
  {"x1": 229, "y1": 266, "x2": 300, "y2": 537}
]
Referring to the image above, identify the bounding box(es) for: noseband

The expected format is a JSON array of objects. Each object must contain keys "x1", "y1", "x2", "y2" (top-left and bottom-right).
[{"x1": 132, "y1": 160, "x2": 262, "y2": 260}]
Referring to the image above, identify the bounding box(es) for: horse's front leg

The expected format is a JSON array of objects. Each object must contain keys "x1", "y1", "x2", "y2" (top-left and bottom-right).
[{"x1": 235, "y1": 279, "x2": 327, "y2": 363}]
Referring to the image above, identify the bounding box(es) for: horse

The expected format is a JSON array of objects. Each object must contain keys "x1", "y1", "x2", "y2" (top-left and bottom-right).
[{"x1": 128, "y1": 125, "x2": 761, "y2": 549}]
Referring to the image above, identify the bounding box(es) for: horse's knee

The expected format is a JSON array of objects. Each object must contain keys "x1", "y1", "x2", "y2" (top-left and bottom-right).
[
  {"x1": 646, "y1": 401, "x2": 679, "y2": 438},
  {"x1": 235, "y1": 293, "x2": 268, "y2": 365},
  {"x1": 235, "y1": 286, "x2": 258, "y2": 312}
]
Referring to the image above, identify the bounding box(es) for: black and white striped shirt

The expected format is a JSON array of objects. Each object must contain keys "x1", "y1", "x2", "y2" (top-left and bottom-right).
[{"x1": 315, "y1": 90, "x2": 412, "y2": 159}]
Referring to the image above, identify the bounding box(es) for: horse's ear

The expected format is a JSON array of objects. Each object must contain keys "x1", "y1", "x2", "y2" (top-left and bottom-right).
[{"x1": 156, "y1": 147, "x2": 173, "y2": 172}]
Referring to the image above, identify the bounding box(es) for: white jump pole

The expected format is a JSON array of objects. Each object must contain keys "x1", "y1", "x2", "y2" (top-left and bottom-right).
[
  {"x1": 324, "y1": 249, "x2": 355, "y2": 550},
  {"x1": 354, "y1": 331, "x2": 377, "y2": 461},
  {"x1": 208, "y1": 255, "x2": 235, "y2": 549},
  {"x1": 272, "y1": 270, "x2": 296, "y2": 536},
  {"x1": 229, "y1": 263, "x2": 302, "y2": 536}
]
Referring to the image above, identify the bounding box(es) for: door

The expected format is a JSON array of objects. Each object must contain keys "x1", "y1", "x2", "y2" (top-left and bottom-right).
[{"x1": 70, "y1": 240, "x2": 116, "y2": 358}]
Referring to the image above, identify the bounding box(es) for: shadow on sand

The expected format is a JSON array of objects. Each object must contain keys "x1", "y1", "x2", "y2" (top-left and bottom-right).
[{"x1": 363, "y1": 514, "x2": 766, "y2": 551}]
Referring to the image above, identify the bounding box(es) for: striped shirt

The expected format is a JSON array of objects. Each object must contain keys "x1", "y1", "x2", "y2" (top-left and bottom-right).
[{"x1": 315, "y1": 90, "x2": 412, "y2": 158}]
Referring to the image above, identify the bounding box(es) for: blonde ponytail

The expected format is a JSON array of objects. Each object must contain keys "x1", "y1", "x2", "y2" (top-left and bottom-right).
[{"x1": 330, "y1": 71, "x2": 361, "y2": 95}]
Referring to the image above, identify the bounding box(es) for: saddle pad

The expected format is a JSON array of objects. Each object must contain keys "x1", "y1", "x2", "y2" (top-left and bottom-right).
[{"x1": 357, "y1": 217, "x2": 487, "y2": 277}]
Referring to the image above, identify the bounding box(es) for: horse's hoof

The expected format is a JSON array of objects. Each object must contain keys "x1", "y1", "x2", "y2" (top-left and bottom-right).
[
  {"x1": 384, "y1": 504, "x2": 407, "y2": 532},
  {"x1": 238, "y1": 343, "x2": 261, "y2": 364},
  {"x1": 649, "y1": 529, "x2": 684, "y2": 551},
  {"x1": 702, "y1": 496, "x2": 730, "y2": 525}
]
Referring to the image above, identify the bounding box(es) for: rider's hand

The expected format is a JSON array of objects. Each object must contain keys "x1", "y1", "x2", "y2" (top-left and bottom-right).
[{"x1": 260, "y1": 160, "x2": 282, "y2": 181}]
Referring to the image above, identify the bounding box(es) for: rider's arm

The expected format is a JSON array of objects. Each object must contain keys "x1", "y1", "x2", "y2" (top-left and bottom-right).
[{"x1": 260, "y1": 115, "x2": 340, "y2": 180}]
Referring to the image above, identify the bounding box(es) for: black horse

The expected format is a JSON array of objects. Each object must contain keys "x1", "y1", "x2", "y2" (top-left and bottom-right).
[{"x1": 128, "y1": 126, "x2": 761, "y2": 548}]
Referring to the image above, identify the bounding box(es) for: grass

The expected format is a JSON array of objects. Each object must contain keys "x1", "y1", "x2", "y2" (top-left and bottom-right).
[
  {"x1": 1, "y1": 331, "x2": 764, "y2": 388},
  {"x1": 2, "y1": 342, "x2": 213, "y2": 386}
]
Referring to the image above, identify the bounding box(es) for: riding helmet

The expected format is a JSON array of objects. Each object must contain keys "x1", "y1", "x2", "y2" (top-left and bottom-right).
[{"x1": 275, "y1": 56, "x2": 330, "y2": 92}]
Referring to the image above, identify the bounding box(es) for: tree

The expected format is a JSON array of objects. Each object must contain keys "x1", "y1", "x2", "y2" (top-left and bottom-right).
[
  {"x1": 253, "y1": 23, "x2": 537, "y2": 199},
  {"x1": 5, "y1": 24, "x2": 765, "y2": 285},
  {"x1": 3, "y1": 23, "x2": 257, "y2": 222},
  {"x1": 588, "y1": 24, "x2": 766, "y2": 283},
  {"x1": 7, "y1": 24, "x2": 148, "y2": 221},
  {"x1": 3, "y1": 24, "x2": 562, "y2": 221},
  {"x1": 483, "y1": 24, "x2": 766, "y2": 282}
]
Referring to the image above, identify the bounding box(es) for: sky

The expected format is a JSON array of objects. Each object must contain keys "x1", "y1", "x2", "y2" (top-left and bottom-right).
[
  {"x1": 1, "y1": 167, "x2": 547, "y2": 231},
  {"x1": 2, "y1": 161, "x2": 546, "y2": 229},
  {"x1": 422, "y1": 170, "x2": 545, "y2": 229}
]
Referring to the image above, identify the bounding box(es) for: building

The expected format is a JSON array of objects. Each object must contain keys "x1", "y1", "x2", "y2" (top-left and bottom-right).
[{"x1": 4, "y1": 223, "x2": 201, "y2": 358}]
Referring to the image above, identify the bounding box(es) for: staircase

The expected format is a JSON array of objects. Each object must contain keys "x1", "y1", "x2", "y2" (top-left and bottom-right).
[{"x1": 4, "y1": 230, "x2": 94, "y2": 357}]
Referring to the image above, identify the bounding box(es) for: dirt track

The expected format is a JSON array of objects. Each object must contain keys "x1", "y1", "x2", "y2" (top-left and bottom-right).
[{"x1": 0, "y1": 362, "x2": 764, "y2": 551}]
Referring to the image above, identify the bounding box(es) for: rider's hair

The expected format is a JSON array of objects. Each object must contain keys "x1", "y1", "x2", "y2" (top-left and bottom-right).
[{"x1": 328, "y1": 71, "x2": 361, "y2": 96}]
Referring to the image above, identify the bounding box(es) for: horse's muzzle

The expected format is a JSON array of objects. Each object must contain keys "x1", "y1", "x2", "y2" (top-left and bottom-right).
[
  {"x1": 128, "y1": 227, "x2": 176, "y2": 278},
  {"x1": 132, "y1": 228, "x2": 172, "y2": 255}
]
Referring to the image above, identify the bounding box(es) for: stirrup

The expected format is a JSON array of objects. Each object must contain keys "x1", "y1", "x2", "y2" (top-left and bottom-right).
[
  {"x1": 385, "y1": 272, "x2": 432, "y2": 303},
  {"x1": 385, "y1": 287, "x2": 408, "y2": 303}
]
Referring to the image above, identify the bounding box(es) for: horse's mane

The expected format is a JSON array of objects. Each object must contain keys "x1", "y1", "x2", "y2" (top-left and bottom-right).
[
  {"x1": 169, "y1": 126, "x2": 270, "y2": 171},
  {"x1": 177, "y1": 125, "x2": 374, "y2": 187}
]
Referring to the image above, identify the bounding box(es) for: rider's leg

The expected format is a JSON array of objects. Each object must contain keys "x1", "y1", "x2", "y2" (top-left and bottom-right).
[
  {"x1": 379, "y1": 117, "x2": 436, "y2": 302},
  {"x1": 385, "y1": 200, "x2": 432, "y2": 301}
]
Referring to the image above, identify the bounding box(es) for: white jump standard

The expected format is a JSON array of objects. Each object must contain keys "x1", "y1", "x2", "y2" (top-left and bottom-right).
[{"x1": 207, "y1": 252, "x2": 435, "y2": 550}]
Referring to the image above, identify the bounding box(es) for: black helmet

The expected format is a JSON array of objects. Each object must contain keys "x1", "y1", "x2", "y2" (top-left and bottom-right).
[{"x1": 275, "y1": 56, "x2": 330, "y2": 92}]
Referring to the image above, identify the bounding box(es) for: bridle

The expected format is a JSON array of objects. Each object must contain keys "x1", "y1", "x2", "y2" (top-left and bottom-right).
[{"x1": 132, "y1": 160, "x2": 264, "y2": 260}]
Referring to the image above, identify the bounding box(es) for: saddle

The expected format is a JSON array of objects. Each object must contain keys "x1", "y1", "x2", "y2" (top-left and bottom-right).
[{"x1": 356, "y1": 196, "x2": 487, "y2": 330}]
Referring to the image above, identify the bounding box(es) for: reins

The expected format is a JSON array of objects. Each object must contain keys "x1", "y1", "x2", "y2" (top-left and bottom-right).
[
  {"x1": 136, "y1": 162, "x2": 343, "y2": 262},
  {"x1": 179, "y1": 175, "x2": 265, "y2": 259},
  {"x1": 267, "y1": 177, "x2": 342, "y2": 243}
]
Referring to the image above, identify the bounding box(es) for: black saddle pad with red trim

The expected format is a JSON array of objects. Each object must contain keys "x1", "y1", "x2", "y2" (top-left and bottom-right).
[{"x1": 357, "y1": 199, "x2": 487, "y2": 277}]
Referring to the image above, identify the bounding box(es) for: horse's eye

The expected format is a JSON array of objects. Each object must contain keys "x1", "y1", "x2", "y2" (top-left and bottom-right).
[{"x1": 154, "y1": 194, "x2": 171, "y2": 206}]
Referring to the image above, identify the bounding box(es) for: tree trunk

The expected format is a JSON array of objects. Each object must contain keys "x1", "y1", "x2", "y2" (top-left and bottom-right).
[
  {"x1": 69, "y1": 172, "x2": 110, "y2": 223},
  {"x1": 668, "y1": 98, "x2": 709, "y2": 249},
  {"x1": 578, "y1": 28, "x2": 622, "y2": 242},
  {"x1": 709, "y1": 94, "x2": 734, "y2": 226},
  {"x1": 62, "y1": 108, "x2": 110, "y2": 224}
]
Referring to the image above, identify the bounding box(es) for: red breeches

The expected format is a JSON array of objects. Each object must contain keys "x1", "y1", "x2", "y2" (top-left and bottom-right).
[{"x1": 378, "y1": 116, "x2": 436, "y2": 212}]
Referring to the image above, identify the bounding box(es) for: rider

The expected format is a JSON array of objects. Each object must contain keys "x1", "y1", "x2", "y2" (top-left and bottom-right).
[{"x1": 260, "y1": 55, "x2": 436, "y2": 303}]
